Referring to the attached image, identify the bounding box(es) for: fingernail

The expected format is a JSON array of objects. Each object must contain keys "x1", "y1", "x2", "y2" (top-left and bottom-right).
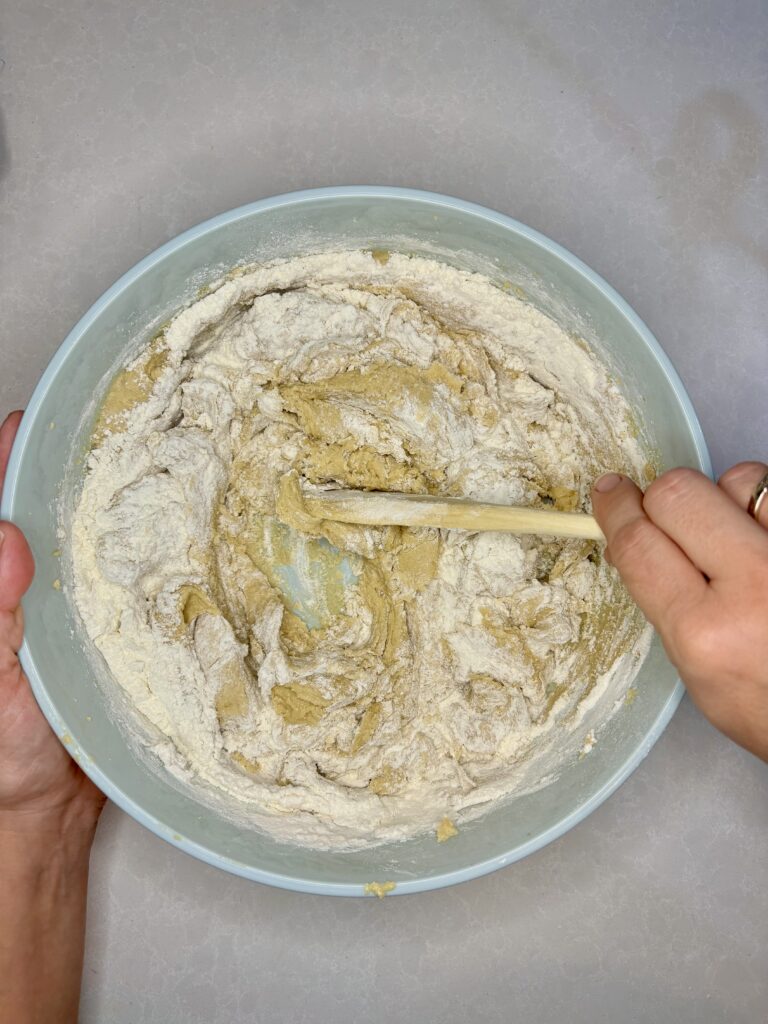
[{"x1": 594, "y1": 473, "x2": 623, "y2": 493}]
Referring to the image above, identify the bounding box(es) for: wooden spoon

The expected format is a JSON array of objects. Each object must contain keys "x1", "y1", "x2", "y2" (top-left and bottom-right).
[{"x1": 302, "y1": 488, "x2": 604, "y2": 541}]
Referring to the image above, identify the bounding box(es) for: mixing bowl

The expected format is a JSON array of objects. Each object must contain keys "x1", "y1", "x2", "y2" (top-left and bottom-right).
[{"x1": 0, "y1": 187, "x2": 710, "y2": 895}]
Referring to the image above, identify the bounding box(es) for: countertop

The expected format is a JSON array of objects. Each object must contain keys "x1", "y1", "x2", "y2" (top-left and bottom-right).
[{"x1": 1, "y1": 2, "x2": 767, "y2": 1021}]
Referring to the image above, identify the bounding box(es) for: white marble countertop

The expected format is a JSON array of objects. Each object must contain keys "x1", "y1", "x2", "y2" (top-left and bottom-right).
[{"x1": 1, "y1": 2, "x2": 767, "y2": 1021}]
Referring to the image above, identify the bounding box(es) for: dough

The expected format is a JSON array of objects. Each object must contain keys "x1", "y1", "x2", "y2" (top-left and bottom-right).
[
  {"x1": 436, "y1": 817, "x2": 459, "y2": 842},
  {"x1": 70, "y1": 251, "x2": 652, "y2": 850}
]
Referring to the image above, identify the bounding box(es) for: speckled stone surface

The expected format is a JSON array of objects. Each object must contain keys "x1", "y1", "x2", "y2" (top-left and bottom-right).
[{"x1": 1, "y1": 2, "x2": 767, "y2": 1021}]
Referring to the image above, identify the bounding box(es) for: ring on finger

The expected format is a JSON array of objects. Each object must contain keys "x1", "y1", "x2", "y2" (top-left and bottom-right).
[{"x1": 747, "y1": 470, "x2": 768, "y2": 523}]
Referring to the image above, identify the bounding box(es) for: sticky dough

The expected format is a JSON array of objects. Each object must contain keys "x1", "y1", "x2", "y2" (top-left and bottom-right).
[{"x1": 70, "y1": 250, "x2": 653, "y2": 850}]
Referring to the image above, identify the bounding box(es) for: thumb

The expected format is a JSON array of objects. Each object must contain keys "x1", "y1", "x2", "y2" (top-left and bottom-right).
[
  {"x1": 591, "y1": 473, "x2": 648, "y2": 564},
  {"x1": 591, "y1": 473, "x2": 706, "y2": 629},
  {"x1": 0, "y1": 523, "x2": 36, "y2": 612}
]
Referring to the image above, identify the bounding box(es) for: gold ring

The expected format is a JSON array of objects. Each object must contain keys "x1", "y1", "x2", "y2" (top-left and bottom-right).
[{"x1": 747, "y1": 470, "x2": 768, "y2": 522}]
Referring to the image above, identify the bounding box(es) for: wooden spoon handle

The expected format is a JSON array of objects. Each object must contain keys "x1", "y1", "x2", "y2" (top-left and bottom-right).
[{"x1": 303, "y1": 489, "x2": 604, "y2": 541}]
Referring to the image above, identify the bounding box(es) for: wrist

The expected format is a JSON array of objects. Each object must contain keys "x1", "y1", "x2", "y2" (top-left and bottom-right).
[
  {"x1": 0, "y1": 841, "x2": 93, "y2": 926},
  {"x1": 0, "y1": 811, "x2": 95, "y2": 1024},
  {"x1": 0, "y1": 802, "x2": 101, "y2": 871}
]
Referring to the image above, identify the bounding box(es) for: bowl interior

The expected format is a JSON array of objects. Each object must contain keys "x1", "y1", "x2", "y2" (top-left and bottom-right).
[{"x1": 1, "y1": 189, "x2": 709, "y2": 894}]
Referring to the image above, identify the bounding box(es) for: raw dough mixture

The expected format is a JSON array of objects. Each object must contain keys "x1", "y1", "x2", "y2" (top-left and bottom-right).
[{"x1": 71, "y1": 251, "x2": 652, "y2": 849}]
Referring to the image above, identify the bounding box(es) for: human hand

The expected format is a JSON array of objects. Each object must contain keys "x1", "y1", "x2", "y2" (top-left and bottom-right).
[
  {"x1": 0, "y1": 411, "x2": 106, "y2": 837},
  {"x1": 1, "y1": 415, "x2": 105, "y2": 1023},
  {"x1": 592, "y1": 464, "x2": 768, "y2": 761}
]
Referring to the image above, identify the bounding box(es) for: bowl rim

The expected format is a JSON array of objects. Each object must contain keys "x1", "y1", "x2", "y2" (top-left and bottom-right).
[{"x1": 0, "y1": 185, "x2": 712, "y2": 896}]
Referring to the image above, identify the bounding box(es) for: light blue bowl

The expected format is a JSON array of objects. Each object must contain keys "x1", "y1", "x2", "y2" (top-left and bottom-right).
[{"x1": 0, "y1": 188, "x2": 710, "y2": 896}]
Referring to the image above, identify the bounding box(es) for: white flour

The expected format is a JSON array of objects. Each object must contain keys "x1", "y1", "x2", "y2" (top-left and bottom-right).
[{"x1": 70, "y1": 251, "x2": 652, "y2": 850}]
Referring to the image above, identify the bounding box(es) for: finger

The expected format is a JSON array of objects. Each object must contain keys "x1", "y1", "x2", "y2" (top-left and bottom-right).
[
  {"x1": 0, "y1": 523, "x2": 35, "y2": 612},
  {"x1": 592, "y1": 474, "x2": 708, "y2": 629},
  {"x1": 0, "y1": 411, "x2": 24, "y2": 494},
  {"x1": 642, "y1": 467, "x2": 768, "y2": 579},
  {"x1": 717, "y1": 461, "x2": 768, "y2": 528}
]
